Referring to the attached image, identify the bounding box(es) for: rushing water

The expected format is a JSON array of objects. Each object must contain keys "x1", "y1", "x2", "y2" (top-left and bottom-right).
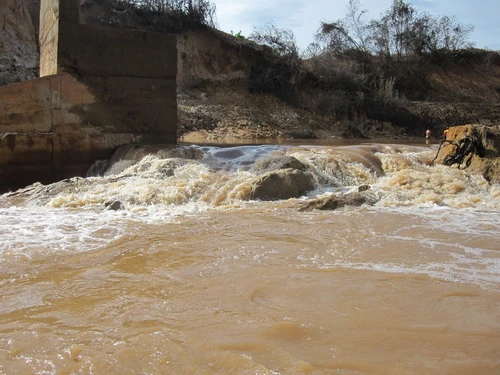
[{"x1": 0, "y1": 142, "x2": 499, "y2": 374}]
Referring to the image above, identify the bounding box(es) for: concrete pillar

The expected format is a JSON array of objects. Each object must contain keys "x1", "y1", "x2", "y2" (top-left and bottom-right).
[
  {"x1": 39, "y1": 0, "x2": 80, "y2": 76},
  {"x1": 1, "y1": 0, "x2": 177, "y2": 191}
]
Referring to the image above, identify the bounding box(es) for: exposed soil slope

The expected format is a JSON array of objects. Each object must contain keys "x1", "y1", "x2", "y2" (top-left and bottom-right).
[{"x1": 0, "y1": 0, "x2": 38, "y2": 86}]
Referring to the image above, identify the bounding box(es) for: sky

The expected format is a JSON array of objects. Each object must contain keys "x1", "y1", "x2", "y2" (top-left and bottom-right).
[{"x1": 211, "y1": 0, "x2": 500, "y2": 52}]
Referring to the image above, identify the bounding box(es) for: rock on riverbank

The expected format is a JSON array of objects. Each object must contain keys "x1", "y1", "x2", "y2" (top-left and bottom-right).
[{"x1": 434, "y1": 124, "x2": 500, "y2": 184}]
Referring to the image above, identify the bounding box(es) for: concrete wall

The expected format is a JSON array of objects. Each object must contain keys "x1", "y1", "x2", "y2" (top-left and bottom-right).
[{"x1": 0, "y1": 0, "x2": 177, "y2": 192}]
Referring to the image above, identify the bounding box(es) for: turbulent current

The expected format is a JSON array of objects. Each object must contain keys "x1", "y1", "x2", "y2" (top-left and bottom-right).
[{"x1": 0, "y1": 142, "x2": 499, "y2": 374}]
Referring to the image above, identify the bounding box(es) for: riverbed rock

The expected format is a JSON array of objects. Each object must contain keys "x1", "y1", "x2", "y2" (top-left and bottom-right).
[
  {"x1": 296, "y1": 185, "x2": 378, "y2": 211},
  {"x1": 249, "y1": 168, "x2": 316, "y2": 201},
  {"x1": 253, "y1": 156, "x2": 307, "y2": 172},
  {"x1": 105, "y1": 200, "x2": 124, "y2": 211}
]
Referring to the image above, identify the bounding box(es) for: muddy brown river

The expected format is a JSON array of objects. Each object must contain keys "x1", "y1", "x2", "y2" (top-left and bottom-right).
[{"x1": 1, "y1": 143, "x2": 499, "y2": 374}]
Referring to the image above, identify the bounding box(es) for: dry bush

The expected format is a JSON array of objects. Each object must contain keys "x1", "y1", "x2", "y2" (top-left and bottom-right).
[
  {"x1": 248, "y1": 24, "x2": 304, "y2": 103},
  {"x1": 96, "y1": 0, "x2": 216, "y2": 32}
]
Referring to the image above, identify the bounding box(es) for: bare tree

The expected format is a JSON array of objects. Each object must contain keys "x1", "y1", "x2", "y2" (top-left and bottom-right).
[
  {"x1": 382, "y1": 0, "x2": 416, "y2": 59},
  {"x1": 249, "y1": 23, "x2": 299, "y2": 58},
  {"x1": 314, "y1": 0, "x2": 370, "y2": 54},
  {"x1": 344, "y1": 0, "x2": 370, "y2": 52},
  {"x1": 435, "y1": 15, "x2": 474, "y2": 50},
  {"x1": 366, "y1": 0, "x2": 474, "y2": 59}
]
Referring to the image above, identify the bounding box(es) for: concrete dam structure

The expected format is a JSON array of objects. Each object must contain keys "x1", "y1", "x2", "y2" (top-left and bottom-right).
[{"x1": 0, "y1": 0, "x2": 177, "y2": 192}]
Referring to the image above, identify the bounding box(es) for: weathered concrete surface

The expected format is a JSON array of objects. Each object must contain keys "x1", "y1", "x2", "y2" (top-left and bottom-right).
[
  {"x1": 0, "y1": 74, "x2": 141, "y2": 190},
  {"x1": 0, "y1": 0, "x2": 177, "y2": 192}
]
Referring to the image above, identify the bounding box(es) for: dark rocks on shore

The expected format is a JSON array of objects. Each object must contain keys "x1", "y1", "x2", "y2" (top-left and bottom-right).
[{"x1": 341, "y1": 125, "x2": 367, "y2": 139}]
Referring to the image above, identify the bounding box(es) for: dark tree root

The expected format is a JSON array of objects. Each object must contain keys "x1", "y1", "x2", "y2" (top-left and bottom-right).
[{"x1": 432, "y1": 129, "x2": 486, "y2": 169}]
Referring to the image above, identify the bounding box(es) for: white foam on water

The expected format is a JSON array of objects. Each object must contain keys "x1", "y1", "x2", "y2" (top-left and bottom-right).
[
  {"x1": 373, "y1": 151, "x2": 499, "y2": 209},
  {"x1": 6, "y1": 143, "x2": 495, "y2": 212},
  {"x1": 0, "y1": 207, "x2": 130, "y2": 255},
  {"x1": 326, "y1": 257, "x2": 500, "y2": 291},
  {"x1": 318, "y1": 206, "x2": 500, "y2": 291},
  {"x1": 17, "y1": 158, "x2": 257, "y2": 211},
  {"x1": 1, "y1": 144, "x2": 498, "y2": 281},
  {"x1": 288, "y1": 147, "x2": 380, "y2": 187},
  {"x1": 395, "y1": 205, "x2": 500, "y2": 240}
]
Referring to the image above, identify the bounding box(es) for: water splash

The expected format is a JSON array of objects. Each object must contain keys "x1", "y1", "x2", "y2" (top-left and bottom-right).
[{"x1": 1, "y1": 143, "x2": 498, "y2": 211}]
